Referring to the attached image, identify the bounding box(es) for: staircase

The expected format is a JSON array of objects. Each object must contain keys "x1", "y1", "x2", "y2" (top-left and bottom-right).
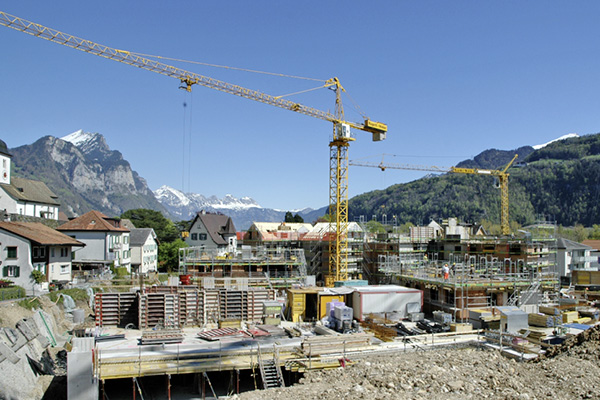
[{"x1": 258, "y1": 345, "x2": 285, "y2": 389}]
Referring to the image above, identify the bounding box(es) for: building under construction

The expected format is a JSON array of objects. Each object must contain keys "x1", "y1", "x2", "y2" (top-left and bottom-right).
[{"x1": 370, "y1": 218, "x2": 559, "y2": 320}]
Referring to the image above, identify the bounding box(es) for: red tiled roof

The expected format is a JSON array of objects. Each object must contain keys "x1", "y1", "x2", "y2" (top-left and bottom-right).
[
  {"x1": 57, "y1": 210, "x2": 129, "y2": 232},
  {"x1": 0, "y1": 222, "x2": 85, "y2": 246}
]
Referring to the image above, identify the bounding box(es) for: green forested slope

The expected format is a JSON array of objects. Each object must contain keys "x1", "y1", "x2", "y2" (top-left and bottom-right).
[{"x1": 349, "y1": 133, "x2": 600, "y2": 227}]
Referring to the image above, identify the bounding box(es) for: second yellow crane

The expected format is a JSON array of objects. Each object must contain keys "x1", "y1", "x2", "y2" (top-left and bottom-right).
[{"x1": 350, "y1": 154, "x2": 518, "y2": 235}]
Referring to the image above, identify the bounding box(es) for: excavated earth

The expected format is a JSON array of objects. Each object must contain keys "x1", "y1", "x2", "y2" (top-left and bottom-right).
[{"x1": 238, "y1": 325, "x2": 600, "y2": 400}]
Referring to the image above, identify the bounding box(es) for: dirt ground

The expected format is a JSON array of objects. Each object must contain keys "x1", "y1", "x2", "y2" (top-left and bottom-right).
[{"x1": 238, "y1": 325, "x2": 600, "y2": 400}]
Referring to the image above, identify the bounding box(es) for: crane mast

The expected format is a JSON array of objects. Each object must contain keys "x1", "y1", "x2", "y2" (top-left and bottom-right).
[
  {"x1": 350, "y1": 154, "x2": 518, "y2": 235},
  {"x1": 0, "y1": 11, "x2": 387, "y2": 285}
]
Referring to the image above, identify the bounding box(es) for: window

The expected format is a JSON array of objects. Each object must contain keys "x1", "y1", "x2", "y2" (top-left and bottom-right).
[
  {"x1": 2, "y1": 265, "x2": 20, "y2": 278},
  {"x1": 34, "y1": 263, "x2": 46, "y2": 274},
  {"x1": 51, "y1": 248, "x2": 55, "y2": 257},
  {"x1": 6, "y1": 247, "x2": 17, "y2": 259},
  {"x1": 33, "y1": 247, "x2": 46, "y2": 258},
  {"x1": 199, "y1": 233, "x2": 207, "y2": 241},
  {"x1": 191, "y1": 233, "x2": 198, "y2": 240},
  {"x1": 124, "y1": 235, "x2": 129, "y2": 244},
  {"x1": 60, "y1": 265, "x2": 69, "y2": 274},
  {"x1": 60, "y1": 247, "x2": 68, "y2": 257}
]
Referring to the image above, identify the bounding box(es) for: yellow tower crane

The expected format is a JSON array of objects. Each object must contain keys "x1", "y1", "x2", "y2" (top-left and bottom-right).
[
  {"x1": 350, "y1": 154, "x2": 518, "y2": 235},
  {"x1": 0, "y1": 11, "x2": 387, "y2": 286}
]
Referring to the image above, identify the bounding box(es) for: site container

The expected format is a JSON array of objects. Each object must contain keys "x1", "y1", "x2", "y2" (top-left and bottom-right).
[{"x1": 351, "y1": 285, "x2": 423, "y2": 321}]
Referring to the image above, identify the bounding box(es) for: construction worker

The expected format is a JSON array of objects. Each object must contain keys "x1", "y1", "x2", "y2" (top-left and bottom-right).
[{"x1": 442, "y1": 264, "x2": 450, "y2": 280}]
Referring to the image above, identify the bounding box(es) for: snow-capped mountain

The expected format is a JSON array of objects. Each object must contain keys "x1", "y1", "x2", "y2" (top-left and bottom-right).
[
  {"x1": 11, "y1": 131, "x2": 166, "y2": 217},
  {"x1": 533, "y1": 133, "x2": 579, "y2": 150},
  {"x1": 154, "y1": 185, "x2": 322, "y2": 230}
]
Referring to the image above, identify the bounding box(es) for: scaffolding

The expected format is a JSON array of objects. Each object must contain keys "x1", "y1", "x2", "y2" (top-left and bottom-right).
[
  {"x1": 179, "y1": 245, "x2": 307, "y2": 281},
  {"x1": 377, "y1": 234, "x2": 558, "y2": 321}
]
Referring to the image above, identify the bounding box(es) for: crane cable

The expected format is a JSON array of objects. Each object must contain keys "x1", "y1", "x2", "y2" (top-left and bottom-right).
[
  {"x1": 135, "y1": 51, "x2": 371, "y2": 123},
  {"x1": 131, "y1": 52, "x2": 325, "y2": 82}
]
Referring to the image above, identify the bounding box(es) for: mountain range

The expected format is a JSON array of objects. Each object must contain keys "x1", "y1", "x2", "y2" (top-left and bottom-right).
[
  {"x1": 8, "y1": 131, "x2": 325, "y2": 229},
  {"x1": 154, "y1": 185, "x2": 325, "y2": 229},
  {"x1": 8, "y1": 129, "x2": 600, "y2": 230}
]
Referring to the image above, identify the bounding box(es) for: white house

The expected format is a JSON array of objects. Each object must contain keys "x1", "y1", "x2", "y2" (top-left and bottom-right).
[
  {"x1": 185, "y1": 211, "x2": 237, "y2": 256},
  {"x1": 0, "y1": 221, "x2": 84, "y2": 294},
  {"x1": 129, "y1": 228, "x2": 158, "y2": 274},
  {"x1": 0, "y1": 139, "x2": 60, "y2": 220},
  {"x1": 556, "y1": 238, "x2": 596, "y2": 278},
  {"x1": 57, "y1": 210, "x2": 131, "y2": 272}
]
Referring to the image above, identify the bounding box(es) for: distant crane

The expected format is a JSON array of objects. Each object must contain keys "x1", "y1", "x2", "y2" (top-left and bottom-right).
[
  {"x1": 0, "y1": 11, "x2": 388, "y2": 285},
  {"x1": 350, "y1": 154, "x2": 518, "y2": 235}
]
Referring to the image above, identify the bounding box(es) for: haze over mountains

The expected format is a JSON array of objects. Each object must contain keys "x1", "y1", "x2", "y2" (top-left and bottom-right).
[{"x1": 8, "y1": 129, "x2": 599, "y2": 230}]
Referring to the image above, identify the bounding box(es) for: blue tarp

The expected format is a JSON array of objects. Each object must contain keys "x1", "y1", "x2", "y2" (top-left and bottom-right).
[{"x1": 564, "y1": 323, "x2": 593, "y2": 331}]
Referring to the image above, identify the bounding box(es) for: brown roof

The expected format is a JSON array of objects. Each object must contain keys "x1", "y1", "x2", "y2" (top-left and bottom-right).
[
  {"x1": 0, "y1": 222, "x2": 84, "y2": 246},
  {"x1": 57, "y1": 210, "x2": 129, "y2": 232},
  {"x1": 0, "y1": 177, "x2": 60, "y2": 206},
  {"x1": 582, "y1": 240, "x2": 600, "y2": 251},
  {"x1": 192, "y1": 212, "x2": 236, "y2": 245}
]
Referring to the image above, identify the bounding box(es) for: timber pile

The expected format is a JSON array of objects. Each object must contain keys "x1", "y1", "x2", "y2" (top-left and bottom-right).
[
  {"x1": 528, "y1": 313, "x2": 561, "y2": 328},
  {"x1": 300, "y1": 333, "x2": 373, "y2": 356},
  {"x1": 140, "y1": 329, "x2": 184, "y2": 345},
  {"x1": 539, "y1": 306, "x2": 561, "y2": 316},
  {"x1": 562, "y1": 311, "x2": 579, "y2": 324}
]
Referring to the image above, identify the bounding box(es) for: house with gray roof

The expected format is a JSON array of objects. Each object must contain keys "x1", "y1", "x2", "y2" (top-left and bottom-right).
[
  {"x1": 185, "y1": 211, "x2": 237, "y2": 256},
  {"x1": 129, "y1": 228, "x2": 158, "y2": 274},
  {"x1": 0, "y1": 221, "x2": 84, "y2": 294},
  {"x1": 0, "y1": 139, "x2": 60, "y2": 220},
  {"x1": 556, "y1": 238, "x2": 596, "y2": 278}
]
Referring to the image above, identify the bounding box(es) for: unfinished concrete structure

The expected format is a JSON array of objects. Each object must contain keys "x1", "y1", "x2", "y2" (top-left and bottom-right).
[{"x1": 374, "y1": 219, "x2": 559, "y2": 320}]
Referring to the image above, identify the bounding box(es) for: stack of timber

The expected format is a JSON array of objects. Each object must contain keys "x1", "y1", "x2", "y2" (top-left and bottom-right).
[
  {"x1": 300, "y1": 332, "x2": 373, "y2": 356},
  {"x1": 140, "y1": 329, "x2": 184, "y2": 345},
  {"x1": 562, "y1": 311, "x2": 579, "y2": 324},
  {"x1": 528, "y1": 313, "x2": 562, "y2": 328},
  {"x1": 94, "y1": 292, "x2": 138, "y2": 327},
  {"x1": 539, "y1": 306, "x2": 561, "y2": 316}
]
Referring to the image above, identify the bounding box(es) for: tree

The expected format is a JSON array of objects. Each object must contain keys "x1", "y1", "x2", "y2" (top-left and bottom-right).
[
  {"x1": 366, "y1": 220, "x2": 386, "y2": 233},
  {"x1": 121, "y1": 209, "x2": 180, "y2": 243},
  {"x1": 158, "y1": 239, "x2": 188, "y2": 273},
  {"x1": 284, "y1": 212, "x2": 304, "y2": 223}
]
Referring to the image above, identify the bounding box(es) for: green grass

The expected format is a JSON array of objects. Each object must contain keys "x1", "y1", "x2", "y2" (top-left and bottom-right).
[
  {"x1": 18, "y1": 297, "x2": 41, "y2": 310},
  {"x1": 0, "y1": 285, "x2": 26, "y2": 301},
  {"x1": 48, "y1": 288, "x2": 89, "y2": 304}
]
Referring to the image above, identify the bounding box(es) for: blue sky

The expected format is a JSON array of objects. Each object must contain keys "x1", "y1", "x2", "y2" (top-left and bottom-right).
[{"x1": 2, "y1": 2, "x2": 600, "y2": 211}]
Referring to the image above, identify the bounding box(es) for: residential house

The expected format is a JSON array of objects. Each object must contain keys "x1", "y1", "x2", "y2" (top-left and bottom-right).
[
  {"x1": 0, "y1": 140, "x2": 60, "y2": 220},
  {"x1": 130, "y1": 228, "x2": 159, "y2": 274},
  {"x1": 582, "y1": 240, "x2": 600, "y2": 270},
  {"x1": 556, "y1": 238, "x2": 596, "y2": 278},
  {"x1": 0, "y1": 222, "x2": 84, "y2": 294},
  {"x1": 57, "y1": 210, "x2": 131, "y2": 272},
  {"x1": 184, "y1": 211, "x2": 236, "y2": 256}
]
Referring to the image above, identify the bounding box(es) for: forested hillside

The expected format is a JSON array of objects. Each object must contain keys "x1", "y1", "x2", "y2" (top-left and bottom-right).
[{"x1": 349, "y1": 133, "x2": 600, "y2": 227}]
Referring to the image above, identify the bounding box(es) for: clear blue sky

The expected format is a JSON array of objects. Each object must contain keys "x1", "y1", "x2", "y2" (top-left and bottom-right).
[{"x1": 2, "y1": 2, "x2": 600, "y2": 211}]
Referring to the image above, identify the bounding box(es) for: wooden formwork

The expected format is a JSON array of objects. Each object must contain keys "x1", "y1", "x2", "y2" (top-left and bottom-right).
[
  {"x1": 94, "y1": 292, "x2": 138, "y2": 327},
  {"x1": 139, "y1": 293, "x2": 180, "y2": 329}
]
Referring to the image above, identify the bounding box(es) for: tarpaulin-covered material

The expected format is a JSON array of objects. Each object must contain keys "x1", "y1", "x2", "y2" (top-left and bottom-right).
[{"x1": 351, "y1": 285, "x2": 423, "y2": 321}]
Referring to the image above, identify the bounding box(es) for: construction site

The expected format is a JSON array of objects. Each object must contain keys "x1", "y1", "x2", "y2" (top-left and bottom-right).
[{"x1": 1, "y1": 8, "x2": 600, "y2": 400}]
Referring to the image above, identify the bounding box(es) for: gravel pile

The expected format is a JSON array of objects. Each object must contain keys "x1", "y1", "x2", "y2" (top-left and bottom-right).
[{"x1": 238, "y1": 326, "x2": 600, "y2": 400}]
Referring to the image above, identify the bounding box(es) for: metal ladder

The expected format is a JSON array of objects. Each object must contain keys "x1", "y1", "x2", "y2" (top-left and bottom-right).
[{"x1": 257, "y1": 345, "x2": 285, "y2": 389}]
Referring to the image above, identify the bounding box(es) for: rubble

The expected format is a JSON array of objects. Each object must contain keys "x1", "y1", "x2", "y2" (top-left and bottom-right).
[{"x1": 238, "y1": 326, "x2": 600, "y2": 400}]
